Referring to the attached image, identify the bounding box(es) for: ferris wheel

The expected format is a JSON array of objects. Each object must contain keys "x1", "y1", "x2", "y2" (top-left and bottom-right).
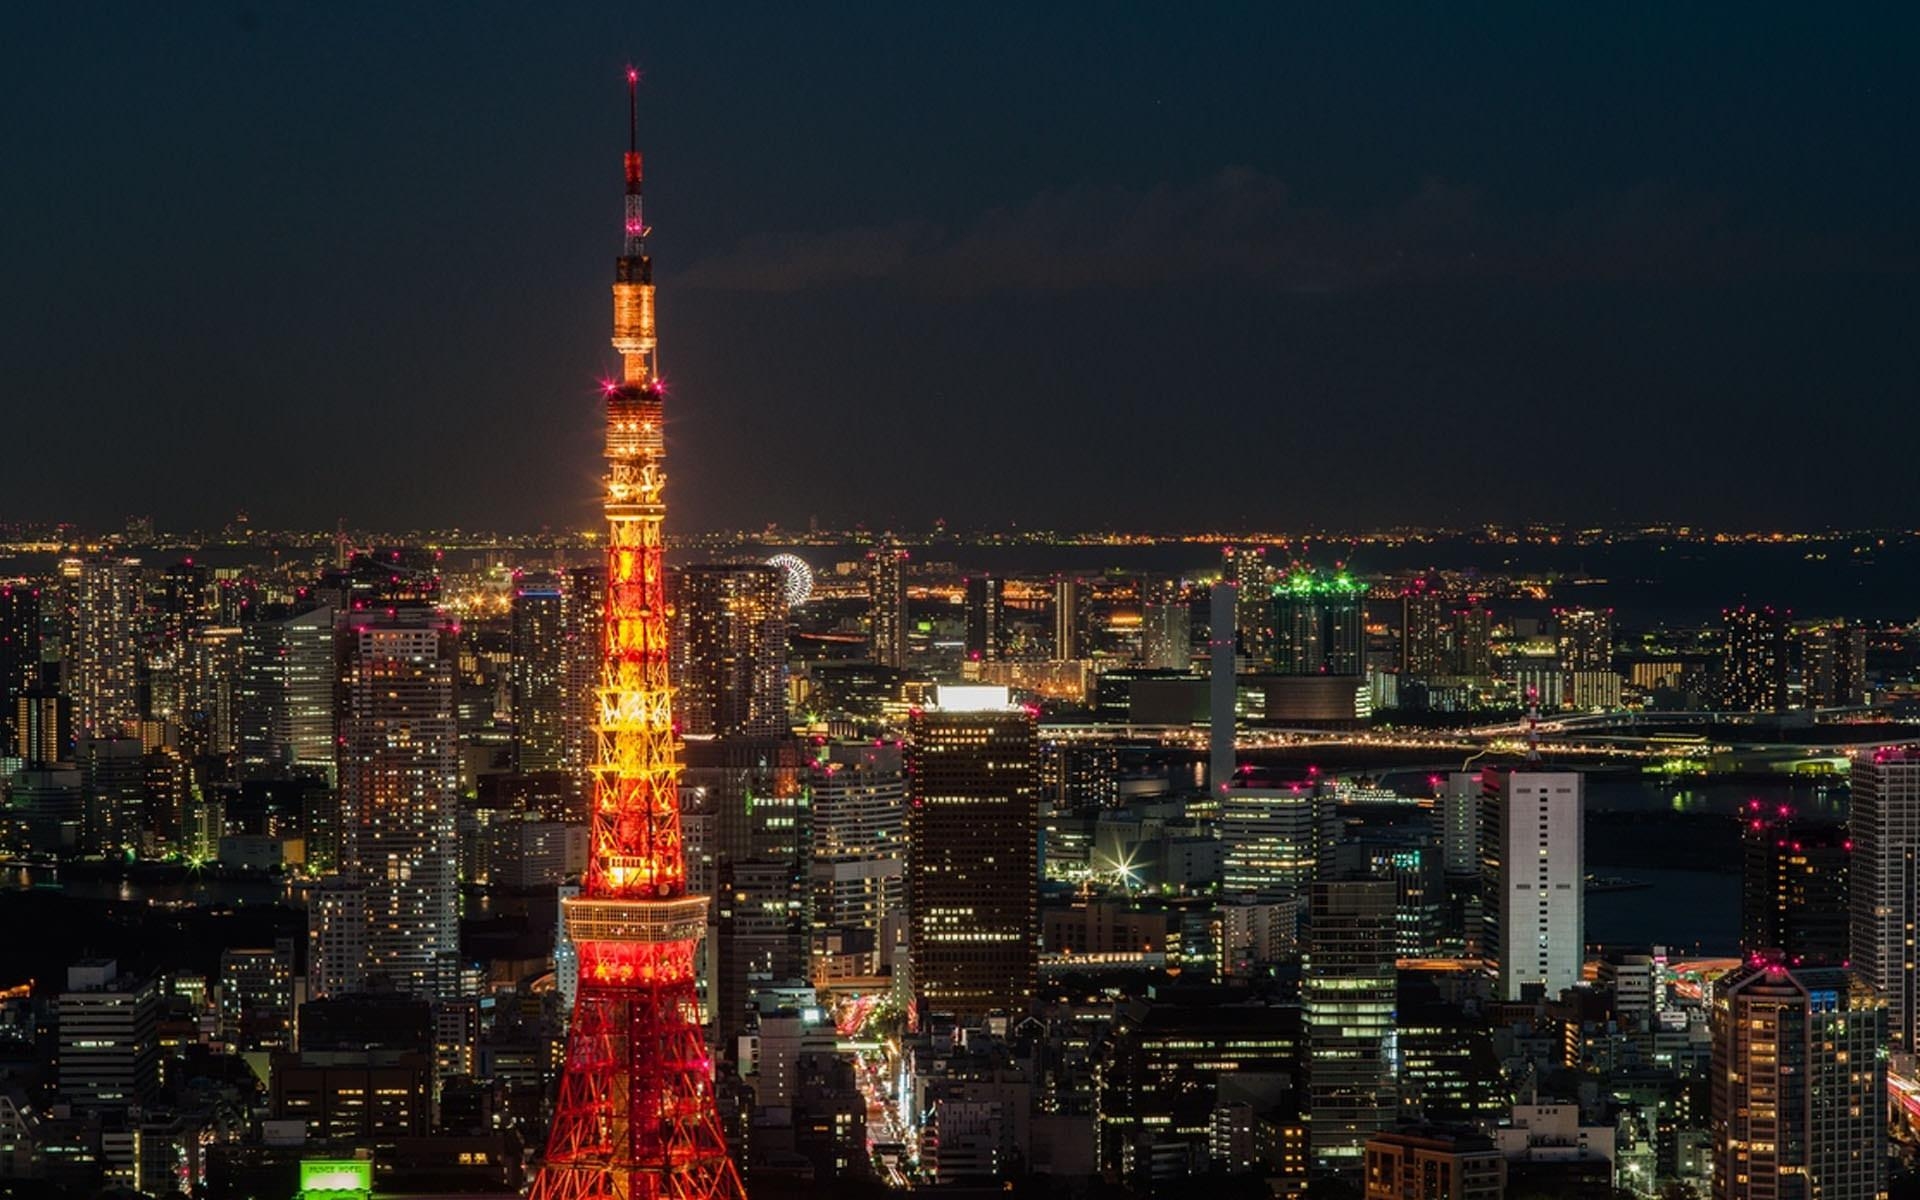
[{"x1": 765, "y1": 553, "x2": 814, "y2": 608}]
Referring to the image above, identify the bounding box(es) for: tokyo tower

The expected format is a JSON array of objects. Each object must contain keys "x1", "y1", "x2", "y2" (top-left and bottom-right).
[{"x1": 527, "y1": 69, "x2": 748, "y2": 1200}]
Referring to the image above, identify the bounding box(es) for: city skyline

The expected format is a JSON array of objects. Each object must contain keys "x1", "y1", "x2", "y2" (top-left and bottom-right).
[
  {"x1": 5, "y1": 6, "x2": 1917, "y2": 533},
  {"x1": 3, "y1": 13, "x2": 1918, "y2": 1200}
]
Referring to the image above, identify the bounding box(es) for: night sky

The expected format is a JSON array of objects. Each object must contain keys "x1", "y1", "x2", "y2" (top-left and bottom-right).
[{"x1": 4, "y1": 5, "x2": 1915, "y2": 534}]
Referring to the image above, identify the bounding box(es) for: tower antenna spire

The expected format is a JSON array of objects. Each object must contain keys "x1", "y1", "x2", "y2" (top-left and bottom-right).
[{"x1": 623, "y1": 65, "x2": 647, "y2": 251}]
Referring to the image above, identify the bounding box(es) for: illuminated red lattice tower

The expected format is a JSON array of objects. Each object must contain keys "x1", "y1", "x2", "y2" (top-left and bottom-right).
[{"x1": 527, "y1": 70, "x2": 747, "y2": 1200}]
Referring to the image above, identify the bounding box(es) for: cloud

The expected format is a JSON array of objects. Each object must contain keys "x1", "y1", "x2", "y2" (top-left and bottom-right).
[{"x1": 675, "y1": 170, "x2": 1910, "y2": 296}]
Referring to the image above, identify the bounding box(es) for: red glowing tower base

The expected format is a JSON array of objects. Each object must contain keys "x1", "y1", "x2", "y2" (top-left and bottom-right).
[
  {"x1": 534, "y1": 935, "x2": 743, "y2": 1200},
  {"x1": 527, "y1": 70, "x2": 746, "y2": 1200}
]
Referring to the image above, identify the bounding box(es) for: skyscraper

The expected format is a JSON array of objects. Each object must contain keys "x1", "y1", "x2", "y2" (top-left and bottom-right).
[
  {"x1": 148, "y1": 559, "x2": 210, "y2": 729},
  {"x1": 1721, "y1": 606, "x2": 1787, "y2": 712},
  {"x1": 1220, "y1": 785, "x2": 1320, "y2": 895},
  {"x1": 1800, "y1": 621, "x2": 1868, "y2": 708},
  {"x1": 529, "y1": 71, "x2": 745, "y2": 1200},
  {"x1": 57, "y1": 960, "x2": 160, "y2": 1111},
  {"x1": 1709, "y1": 962, "x2": 1886, "y2": 1200},
  {"x1": 1739, "y1": 803, "x2": 1849, "y2": 967},
  {"x1": 867, "y1": 538, "x2": 907, "y2": 670},
  {"x1": 963, "y1": 575, "x2": 1005, "y2": 662},
  {"x1": 1138, "y1": 578, "x2": 1191, "y2": 670},
  {"x1": 1437, "y1": 772, "x2": 1480, "y2": 877},
  {"x1": 1400, "y1": 579, "x2": 1448, "y2": 679},
  {"x1": 183, "y1": 621, "x2": 242, "y2": 756},
  {"x1": 79, "y1": 735, "x2": 143, "y2": 859},
  {"x1": 561, "y1": 564, "x2": 604, "y2": 775},
  {"x1": 1449, "y1": 601, "x2": 1492, "y2": 677},
  {"x1": 674, "y1": 563, "x2": 789, "y2": 739},
  {"x1": 1052, "y1": 576, "x2": 1084, "y2": 660},
  {"x1": 236, "y1": 605, "x2": 336, "y2": 777},
  {"x1": 0, "y1": 583, "x2": 41, "y2": 755},
  {"x1": 15, "y1": 685, "x2": 71, "y2": 766},
  {"x1": 335, "y1": 610, "x2": 460, "y2": 998},
  {"x1": 307, "y1": 877, "x2": 370, "y2": 999},
  {"x1": 905, "y1": 685, "x2": 1038, "y2": 1020},
  {"x1": 1223, "y1": 545, "x2": 1274, "y2": 663},
  {"x1": 808, "y1": 741, "x2": 906, "y2": 942},
  {"x1": 1481, "y1": 767, "x2": 1584, "y2": 1001},
  {"x1": 1209, "y1": 580, "x2": 1237, "y2": 792},
  {"x1": 1272, "y1": 567, "x2": 1366, "y2": 676},
  {"x1": 1306, "y1": 876, "x2": 1399, "y2": 1171},
  {"x1": 510, "y1": 576, "x2": 568, "y2": 772},
  {"x1": 71, "y1": 558, "x2": 142, "y2": 738},
  {"x1": 1555, "y1": 607, "x2": 1614, "y2": 672},
  {"x1": 1848, "y1": 750, "x2": 1920, "y2": 1049}
]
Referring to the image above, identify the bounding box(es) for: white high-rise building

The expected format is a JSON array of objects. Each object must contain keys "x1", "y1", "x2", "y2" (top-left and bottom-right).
[
  {"x1": 1481, "y1": 768, "x2": 1584, "y2": 1001},
  {"x1": 1849, "y1": 750, "x2": 1920, "y2": 1050}
]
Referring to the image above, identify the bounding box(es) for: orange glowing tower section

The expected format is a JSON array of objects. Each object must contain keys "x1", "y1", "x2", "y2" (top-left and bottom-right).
[{"x1": 528, "y1": 70, "x2": 747, "y2": 1200}]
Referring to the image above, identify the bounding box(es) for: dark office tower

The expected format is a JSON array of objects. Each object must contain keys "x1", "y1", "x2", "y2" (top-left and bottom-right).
[
  {"x1": 560, "y1": 564, "x2": 603, "y2": 775},
  {"x1": 906, "y1": 686, "x2": 1038, "y2": 1020},
  {"x1": 71, "y1": 558, "x2": 142, "y2": 737},
  {"x1": 1222, "y1": 545, "x2": 1274, "y2": 663},
  {"x1": 79, "y1": 736, "x2": 144, "y2": 859},
  {"x1": 1555, "y1": 607, "x2": 1615, "y2": 672},
  {"x1": 1051, "y1": 576, "x2": 1085, "y2": 661},
  {"x1": 236, "y1": 606, "x2": 336, "y2": 778},
  {"x1": 1272, "y1": 567, "x2": 1366, "y2": 675},
  {"x1": 155, "y1": 561, "x2": 209, "y2": 643},
  {"x1": 57, "y1": 960, "x2": 160, "y2": 1111},
  {"x1": 510, "y1": 576, "x2": 567, "y2": 772},
  {"x1": 1400, "y1": 579, "x2": 1448, "y2": 678},
  {"x1": 0, "y1": 583, "x2": 40, "y2": 754},
  {"x1": 16, "y1": 686, "x2": 71, "y2": 765},
  {"x1": 1139, "y1": 579, "x2": 1191, "y2": 670},
  {"x1": 336, "y1": 609, "x2": 460, "y2": 998},
  {"x1": 1449, "y1": 601, "x2": 1492, "y2": 677},
  {"x1": 1305, "y1": 876, "x2": 1399, "y2": 1172},
  {"x1": 867, "y1": 538, "x2": 908, "y2": 670},
  {"x1": 1739, "y1": 804, "x2": 1849, "y2": 966},
  {"x1": 1721, "y1": 605, "x2": 1787, "y2": 712},
  {"x1": 1848, "y1": 751, "x2": 1920, "y2": 1049},
  {"x1": 1801, "y1": 621, "x2": 1868, "y2": 707},
  {"x1": 1710, "y1": 962, "x2": 1886, "y2": 1200},
  {"x1": 149, "y1": 560, "x2": 210, "y2": 725},
  {"x1": 675, "y1": 563, "x2": 789, "y2": 739},
  {"x1": 963, "y1": 575, "x2": 1005, "y2": 662}
]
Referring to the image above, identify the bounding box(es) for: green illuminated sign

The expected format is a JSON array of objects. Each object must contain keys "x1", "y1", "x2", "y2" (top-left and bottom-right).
[{"x1": 299, "y1": 1159, "x2": 371, "y2": 1200}]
